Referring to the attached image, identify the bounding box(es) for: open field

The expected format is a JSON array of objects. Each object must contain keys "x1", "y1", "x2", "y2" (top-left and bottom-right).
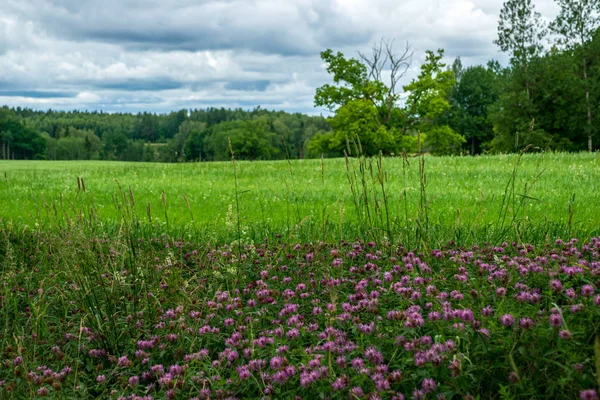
[
  {"x1": 1, "y1": 153, "x2": 600, "y2": 399},
  {"x1": 0, "y1": 152, "x2": 599, "y2": 245}
]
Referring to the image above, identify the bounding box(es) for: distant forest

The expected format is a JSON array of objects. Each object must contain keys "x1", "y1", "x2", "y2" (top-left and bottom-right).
[
  {"x1": 0, "y1": 107, "x2": 331, "y2": 162},
  {"x1": 1, "y1": 0, "x2": 600, "y2": 161}
]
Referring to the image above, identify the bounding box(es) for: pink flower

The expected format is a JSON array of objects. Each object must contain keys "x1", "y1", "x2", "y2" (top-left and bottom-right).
[
  {"x1": 237, "y1": 365, "x2": 251, "y2": 380},
  {"x1": 581, "y1": 389, "x2": 598, "y2": 400},
  {"x1": 581, "y1": 284, "x2": 595, "y2": 297},
  {"x1": 117, "y1": 355, "x2": 130, "y2": 367},
  {"x1": 350, "y1": 387, "x2": 365, "y2": 398},
  {"x1": 421, "y1": 378, "x2": 437, "y2": 393},
  {"x1": 558, "y1": 330, "x2": 572, "y2": 340},
  {"x1": 549, "y1": 313, "x2": 563, "y2": 328},
  {"x1": 128, "y1": 376, "x2": 139, "y2": 387},
  {"x1": 500, "y1": 314, "x2": 514, "y2": 327},
  {"x1": 550, "y1": 280, "x2": 563, "y2": 292},
  {"x1": 332, "y1": 377, "x2": 347, "y2": 390},
  {"x1": 270, "y1": 356, "x2": 283, "y2": 370},
  {"x1": 364, "y1": 347, "x2": 384, "y2": 364},
  {"x1": 519, "y1": 318, "x2": 534, "y2": 329}
]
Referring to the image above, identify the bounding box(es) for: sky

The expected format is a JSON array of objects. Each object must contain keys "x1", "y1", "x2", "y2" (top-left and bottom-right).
[{"x1": 0, "y1": 0, "x2": 559, "y2": 115}]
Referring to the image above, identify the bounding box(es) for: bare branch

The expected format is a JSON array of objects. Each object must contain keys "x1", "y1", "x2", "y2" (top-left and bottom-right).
[
  {"x1": 359, "y1": 40, "x2": 388, "y2": 82},
  {"x1": 360, "y1": 39, "x2": 413, "y2": 124},
  {"x1": 387, "y1": 41, "x2": 413, "y2": 98}
]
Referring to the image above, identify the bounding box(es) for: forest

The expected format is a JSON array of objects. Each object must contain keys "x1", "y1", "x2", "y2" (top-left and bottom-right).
[
  {"x1": 1, "y1": 0, "x2": 599, "y2": 161},
  {"x1": 0, "y1": 107, "x2": 331, "y2": 162}
]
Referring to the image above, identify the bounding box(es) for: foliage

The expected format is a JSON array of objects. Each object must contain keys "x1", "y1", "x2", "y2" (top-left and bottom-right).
[
  {"x1": 405, "y1": 50, "x2": 455, "y2": 121},
  {"x1": 309, "y1": 99, "x2": 396, "y2": 156},
  {"x1": 550, "y1": 0, "x2": 600, "y2": 49},
  {"x1": 494, "y1": 0, "x2": 546, "y2": 68},
  {"x1": 448, "y1": 64, "x2": 500, "y2": 154},
  {"x1": 490, "y1": 0, "x2": 555, "y2": 153},
  {"x1": 550, "y1": 0, "x2": 600, "y2": 151},
  {"x1": 0, "y1": 107, "x2": 47, "y2": 160},
  {"x1": 314, "y1": 49, "x2": 380, "y2": 111},
  {"x1": 424, "y1": 125, "x2": 466, "y2": 155},
  {"x1": 312, "y1": 40, "x2": 412, "y2": 156},
  {"x1": 404, "y1": 49, "x2": 464, "y2": 155},
  {"x1": 1, "y1": 107, "x2": 331, "y2": 162},
  {"x1": 489, "y1": 15, "x2": 600, "y2": 153}
]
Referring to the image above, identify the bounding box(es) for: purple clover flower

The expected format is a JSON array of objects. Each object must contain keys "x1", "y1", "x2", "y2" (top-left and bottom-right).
[
  {"x1": 421, "y1": 378, "x2": 437, "y2": 393},
  {"x1": 519, "y1": 318, "x2": 534, "y2": 329},
  {"x1": 581, "y1": 389, "x2": 598, "y2": 400},
  {"x1": 549, "y1": 313, "x2": 563, "y2": 328},
  {"x1": 581, "y1": 284, "x2": 595, "y2": 297},
  {"x1": 128, "y1": 376, "x2": 139, "y2": 387},
  {"x1": 558, "y1": 330, "x2": 572, "y2": 340},
  {"x1": 500, "y1": 314, "x2": 515, "y2": 327},
  {"x1": 117, "y1": 355, "x2": 130, "y2": 367}
]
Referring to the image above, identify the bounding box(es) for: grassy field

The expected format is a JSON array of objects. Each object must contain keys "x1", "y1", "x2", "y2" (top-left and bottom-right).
[
  {"x1": 0, "y1": 152, "x2": 599, "y2": 245},
  {"x1": 1, "y1": 153, "x2": 600, "y2": 399}
]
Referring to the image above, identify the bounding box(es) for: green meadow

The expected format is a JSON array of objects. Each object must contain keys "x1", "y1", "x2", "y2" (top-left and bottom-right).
[
  {"x1": 1, "y1": 152, "x2": 598, "y2": 244},
  {"x1": 2, "y1": 154, "x2": 600, "y2": 399}
]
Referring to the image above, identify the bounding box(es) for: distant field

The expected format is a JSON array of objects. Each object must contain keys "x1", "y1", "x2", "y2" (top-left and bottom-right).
[{"x1": 0, "y1": 152, "x2": 599, "y2": 243}]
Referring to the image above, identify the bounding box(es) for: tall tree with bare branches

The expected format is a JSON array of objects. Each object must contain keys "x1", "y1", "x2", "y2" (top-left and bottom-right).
[{"x1": 312, "y1": 39, "x2": 413, "y2": 155}]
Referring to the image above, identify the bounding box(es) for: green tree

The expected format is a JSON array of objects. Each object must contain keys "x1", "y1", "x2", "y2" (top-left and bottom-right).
[
  {"x1": 492, "y1": 0, "x2": 548, "y2": 152},
  {"x1": 449, "y1": 64, "x2": 500, "y2": 154},
  {"x1": 204, "y1": 118, "x2": 279, "y2": 161},
  {"x1": 55, "y1": 136, "x2": 85, "y2": 160},
  {"x1": 102, "y1": 130, "x2": 129, "y2": 160},
  {"x1": 313, "y1": 40, "x2": 412, "y2": 155},
  {"x1": 180, "y1": 121, "x2": 208, "y2": 161},
  {"x1": 228, "y1": 118, "x2": 279, "y2": 160},
  {"x1": 495, "y1": 0, "x2": 546, "y2": 96},
  {"x1": 309, "y1": 99, "x2": 395, "y2": 156},
  {"x1": 488, "y1": 61, "x2": 553, "y2": 152},
  {"x1": 12, "y1": 126, "x2": 46, "y2": 159},
  {"x1": 135, "y1": 113, "x2": 158, "y2": 141},
  {"x1": 0, "y1": 129, "x2": 13, "y2": 160},
  {"x1": 404, "y1": 49, "x2": 465, "y2": 155},
  {"x1": 529, "y1": 48, "x2": 583, "y2": 150},
  {"x1": 550, "y1": 0, "x2": 600, "y2": 151},
  {"x1": 0, "y1": 108, "x2": 46, "y2": 159},
  {"x1": 7, "y1": 106, "x2": 330, "y2": 162},
  {"x1": 0, "y1": 108, "x2": 16, "y2": 159}
]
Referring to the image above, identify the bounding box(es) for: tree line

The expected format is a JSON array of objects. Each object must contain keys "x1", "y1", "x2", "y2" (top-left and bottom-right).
[
  {"x1": 0, "y1": 107, "x2": 331, "y2": 161},
  {"x1": 1, "y1": 0, "x2": 598, "y2": 161},
  {"x1": 311, "y1": 0, "x2": 600, "y2": 156}
]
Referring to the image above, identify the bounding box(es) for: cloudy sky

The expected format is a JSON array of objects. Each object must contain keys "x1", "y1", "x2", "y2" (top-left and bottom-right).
[{"x1": 1, "y1": 0, "x2": 559, "y2": 115}]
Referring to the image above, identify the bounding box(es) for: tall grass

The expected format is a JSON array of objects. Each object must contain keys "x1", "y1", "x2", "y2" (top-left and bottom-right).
[
  {"x1": 1, "y1": 151, "x2": 599, "y2": 399},
  {"x1": 0, "y1": 152, "x2": 598, "y2": 247}
]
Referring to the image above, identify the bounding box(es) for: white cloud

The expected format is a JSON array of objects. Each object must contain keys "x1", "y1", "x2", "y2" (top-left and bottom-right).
[{"x1": 0, "y1": 0, "x2": 559, "y2": 113}]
